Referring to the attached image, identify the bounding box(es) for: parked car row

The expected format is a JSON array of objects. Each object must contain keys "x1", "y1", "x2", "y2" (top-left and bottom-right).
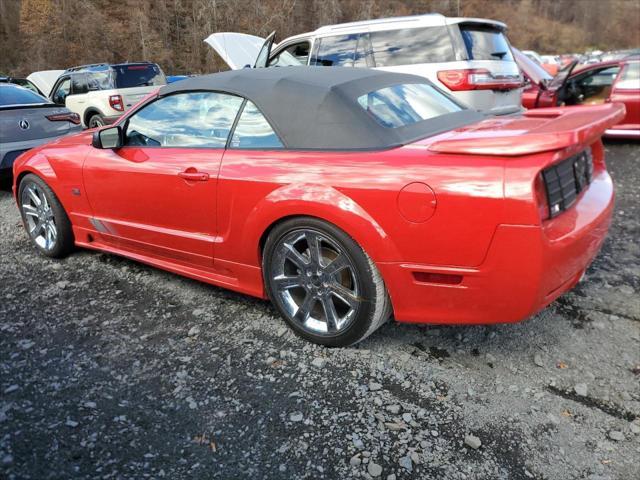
[
  {"x1": 517, "y1": 49, "x2": 640, "y2": 138},
  {"x1": 1, "y1": 12, "x2": 638, "y2": 181},
  {"x1": 206, "y1": 14, "x2": 524, "y2": 116},
  {"x1": 3, "y1": 11, "x2": 636, "y2": 345}
]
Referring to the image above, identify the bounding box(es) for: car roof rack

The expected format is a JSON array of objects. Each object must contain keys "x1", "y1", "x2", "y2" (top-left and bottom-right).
[
  {"x1": 64, "y1": 63, "x2": 111, "y2": 72},
  {"x1": 65, "y1": 61, "x2": 154, "y2": 73}
]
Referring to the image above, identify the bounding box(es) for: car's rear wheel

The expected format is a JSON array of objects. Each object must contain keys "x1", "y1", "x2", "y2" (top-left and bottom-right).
[
  {"x1": 88, "y1": 113, "x2": 105, "y2": 129},
  {"x1": 263, "y1": 217, "x2": 391, "y2": 347},
  {"x1": 18, "y1": 174, "x2": 74, "y2": 258}
]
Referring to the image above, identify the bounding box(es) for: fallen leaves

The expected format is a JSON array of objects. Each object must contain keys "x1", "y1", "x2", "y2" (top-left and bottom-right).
[{"x1": 193, "y1": 433, "x2": 218, "y2": 452}]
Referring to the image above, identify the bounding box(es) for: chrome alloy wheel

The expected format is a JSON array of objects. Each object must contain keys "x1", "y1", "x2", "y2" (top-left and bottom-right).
[
  {"x1": 21, "y1": 182, "x2": 57, "y2": 251},
  {"x1": 270, "y1": 229, "x2": 361, "y2": 335}
]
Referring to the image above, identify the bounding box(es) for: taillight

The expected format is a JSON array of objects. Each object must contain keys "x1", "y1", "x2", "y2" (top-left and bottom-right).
[
  {"x1": 534, "y1": 173, "x2": 550, "y2": 221},
  {"x1": 109, "y1": 95, "x2": 124, "y2": 111},
  {"x1": 437, "y1": 69, "x2": 522, "y2": 91},
  {"x1": 46, "y1": 112, "x2": 81, "y2": 125}
]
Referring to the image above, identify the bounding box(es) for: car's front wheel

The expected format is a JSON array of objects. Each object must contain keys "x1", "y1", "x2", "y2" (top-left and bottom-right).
[
  {"x1": 263, "y1": 217, "x2": 391, "y2": 347},
  {"x1": 18, "y1": 174, "x2": 74, "y2": 258}
]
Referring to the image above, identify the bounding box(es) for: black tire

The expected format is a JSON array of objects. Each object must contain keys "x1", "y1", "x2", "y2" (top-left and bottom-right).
[
  {"x1": 18, "y1": 174, "x2": 74, "y2": 258},
  {"x1": 88, "y1": 113, "x2": 105, "y2": 129},
  {"x1": 263, "y1": 217, "x2": 391, "y2": 347}
]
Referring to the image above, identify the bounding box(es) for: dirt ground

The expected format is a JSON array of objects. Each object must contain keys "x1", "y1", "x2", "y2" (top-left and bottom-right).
[{"x1": 0, "y1": 141, "x2": 638, "y2": 480}]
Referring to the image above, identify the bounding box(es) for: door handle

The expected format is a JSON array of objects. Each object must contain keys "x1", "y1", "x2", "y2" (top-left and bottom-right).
[{"x1": 178, "y1": 169, "x2": 209, "y2": 182}]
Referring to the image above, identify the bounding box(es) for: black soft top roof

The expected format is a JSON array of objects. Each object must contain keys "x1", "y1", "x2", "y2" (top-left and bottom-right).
[{"x1": 159, "y1": 67, "x2": 484, "y2": 150}]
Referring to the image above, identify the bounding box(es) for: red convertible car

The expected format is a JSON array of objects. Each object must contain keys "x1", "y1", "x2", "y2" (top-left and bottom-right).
[
  {"x1": 13, "y1": 67, "x2": 623, "y2": 346},
  {"x1": 516, "y1": 49, "x2": 639, "y2": 139}
]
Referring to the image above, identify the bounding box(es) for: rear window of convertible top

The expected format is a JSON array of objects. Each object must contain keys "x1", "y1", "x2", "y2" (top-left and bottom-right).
[{"x1": 357, "y1": 83, "x2": 463, "y2": 128}]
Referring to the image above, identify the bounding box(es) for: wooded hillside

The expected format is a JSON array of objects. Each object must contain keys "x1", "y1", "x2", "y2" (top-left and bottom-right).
[{"x1": 1, "y1": 0, "x2": 639, "y2": 76}]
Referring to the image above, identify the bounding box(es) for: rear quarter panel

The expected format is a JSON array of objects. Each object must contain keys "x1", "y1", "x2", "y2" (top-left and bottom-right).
[{"x1": 217, "y1": 146, "x2": 505, "y2": 269}]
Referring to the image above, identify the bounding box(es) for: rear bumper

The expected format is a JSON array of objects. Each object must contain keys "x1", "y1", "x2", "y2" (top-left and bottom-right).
[
  {"x1": 0, "y1": 128, "x2": 81, "y2": 169},
  {"x1": 379, "y1": 170, "x2": 614, "y2": 325}
]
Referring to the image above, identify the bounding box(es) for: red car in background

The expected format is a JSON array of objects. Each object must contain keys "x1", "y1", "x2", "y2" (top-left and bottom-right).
[
  {"x1": 516, "y1": 49, "x2": 640, "y2": 139},
  {"x1": 12, "y1": 67, "x2": 624, "y2": 346}
]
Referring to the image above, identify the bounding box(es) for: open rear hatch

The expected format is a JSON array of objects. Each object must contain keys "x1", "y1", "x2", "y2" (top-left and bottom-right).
[{"x1": 426, "y1": 103, "x2": 625, "y2": 156}]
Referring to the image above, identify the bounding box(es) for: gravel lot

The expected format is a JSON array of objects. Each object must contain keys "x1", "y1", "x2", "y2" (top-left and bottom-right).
[{"x1": 1, "y1": 141, "x2": 639, "y2": 480}]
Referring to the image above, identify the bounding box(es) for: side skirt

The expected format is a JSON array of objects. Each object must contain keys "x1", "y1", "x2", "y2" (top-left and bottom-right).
[{"x1": 72, "y1": 226, "x2": 267, "y2": 300}]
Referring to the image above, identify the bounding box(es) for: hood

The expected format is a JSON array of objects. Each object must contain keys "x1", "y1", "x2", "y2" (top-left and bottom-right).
[
  {"x1": 513, "y1": 48, "x2": 552, "y2": 88},
  {"x1": 425, "y1": 103, "x2": 625, "y2": 156},
  {"x1": 26, "y1": 70, "x2": 64, "y2": 97},
  {"x1": 204, "y1": 32, "x2": 265, "y2": 70}
]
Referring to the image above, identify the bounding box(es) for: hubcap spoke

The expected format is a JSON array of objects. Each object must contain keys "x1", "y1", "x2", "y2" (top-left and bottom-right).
[
  {"x1": 27, "y1": 186, "x2": 41, "y2": 206},
  {"x1": 320, "y1": 296, "x2": 339, "y2": 332},
  {"x1": 305, "y1": 231, "x2": 323, "y2": 267},
  {"x1": 283, "y1": 243, "x2": 309, "y2": 269},
  {"x1": 294, "y1": 292, "x2": 315, "y2": 323},
  {"x1": 22, "y1": 204, "x2": 39, "y2": 218},
  {"x1": 330, "y1": 281, "x2": 360, "y2": 309},
  {"x1": 323, "y1": 253, "x2": 349, "y2": 277},
  {"x1": 273, "y1": 274, "x2": 302, "y2": 291}
]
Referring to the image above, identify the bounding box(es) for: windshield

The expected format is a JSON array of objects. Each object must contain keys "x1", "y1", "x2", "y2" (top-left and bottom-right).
[
  {"x1": 0, "y1": 84, "x2": 48, "y2": 106},
  {"x1": 460, "y1": 25, "x2": 514, "y2": 61},
  {"x1": 357, "y1": 83, "x2": 463, "y2": 129},
  {"x1": 114, "y1": 64, "x2": 166, "y2": 88}
]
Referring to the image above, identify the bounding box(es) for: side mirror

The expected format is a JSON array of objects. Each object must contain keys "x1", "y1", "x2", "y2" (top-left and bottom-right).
[{"x1": 92, "y1": 126, "x2": 123, "y2": 149}]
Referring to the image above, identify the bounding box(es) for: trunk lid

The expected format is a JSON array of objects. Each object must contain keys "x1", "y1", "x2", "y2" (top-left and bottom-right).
[
  {"x1": 0, "y1": 105, "x2": 73, "y2": 143},
  {"x1": 204, "y1": 32, "x2": 266, "y2": 70},
  {"x1": 424, "y1": 103, "x2": 625, "y2": 156}
]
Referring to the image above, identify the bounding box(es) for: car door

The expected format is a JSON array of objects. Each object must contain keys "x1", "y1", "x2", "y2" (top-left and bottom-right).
[
  {"x1": 82, "y1": 91, "x2": 244, "y2": 268},
  {"x1": 50, "y1": 75, "x2": 71, "y2": 106},
  {"x1": 66, "y1": 74, "x2": 90, "y2": 125},
  {"x1": 609, "y1": 60, "x2": 640, "y2": 128}
]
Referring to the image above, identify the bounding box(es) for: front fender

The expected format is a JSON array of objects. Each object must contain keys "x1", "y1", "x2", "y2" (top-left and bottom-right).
[
  {"x1": 13, "y1": 150, "x2": 60, "y2": 202},
  {"x1": 241, "y1": 183, "x2": 401, "y2": 265}
]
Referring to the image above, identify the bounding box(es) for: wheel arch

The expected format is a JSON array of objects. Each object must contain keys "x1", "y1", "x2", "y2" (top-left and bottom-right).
[
  {"x1": 248, "y1": 184, "x2": 401, "y2": 266},
  {"x1": 83, "y1": 107, "x2": 104, "y2": 127}
]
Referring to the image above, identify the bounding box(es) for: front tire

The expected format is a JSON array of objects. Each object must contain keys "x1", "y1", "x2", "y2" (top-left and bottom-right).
[
  {"x1": 18, "y1": 174, "x2": 74, "y2": 258},
  {"x1": 263, "y1": 217, "x2": 391, "y2": 347}
]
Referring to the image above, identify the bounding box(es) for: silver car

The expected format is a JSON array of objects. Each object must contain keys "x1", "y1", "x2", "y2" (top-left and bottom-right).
[
  {"x1": 205, "y1": 14, "x2": 523, "y2": 115},
  {"x1": 0, "y1": 83, "x2": 82, "y2": 174}
]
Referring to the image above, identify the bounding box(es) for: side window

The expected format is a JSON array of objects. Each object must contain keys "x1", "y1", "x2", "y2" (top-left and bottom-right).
[
  {"x1": 616, "y1": 62, "x2": 640, "y2": 90},
  {"x1": 71, "y1": 74, "x2": 88, "y2": 95},
  {"x1": 311, "y1": 34, "x2": 358, "y2": 66},
  {"x1": 369, "y1": 27, "x2": 456, "y2": 67},
  {"x1": 52, "y1": 77, "x2": 71, "y2": 104},
  {"x1": 268, "y1": 44, "x2": 306, "y2": 67},
  {"x1": 230, "y1": 101, "x2": 283, "y2": 149},
  {"x1": 124, "y1": 92, "x2": 243, "y2": 148},
  {"x1": 580, "y1": 66, "x2": 620, "y2": 87},
  {"x1": 87, "y1": 72, "x2": 112, "y2": 91}
]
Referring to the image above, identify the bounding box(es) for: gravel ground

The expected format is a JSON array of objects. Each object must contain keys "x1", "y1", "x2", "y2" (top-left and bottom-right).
[{"x1": 1, "y1": 141, "x2": 639, "y2": 480}]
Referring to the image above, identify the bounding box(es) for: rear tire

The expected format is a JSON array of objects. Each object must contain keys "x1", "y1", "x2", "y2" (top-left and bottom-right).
[
  {"x1": 88, "y1": 113, "x2": 105, "y2": 129},
  {"x1": 18, "y1": 174, "x2": 74, "y2": 258},
  {"x1": 263, "y1": 217, "x2": 391, "y2": 347}
]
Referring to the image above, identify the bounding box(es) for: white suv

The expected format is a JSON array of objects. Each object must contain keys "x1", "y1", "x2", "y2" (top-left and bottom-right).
[
  {"x1": 49, "y1": 62, "x2": 167, "y2": 128},
  {"x1": 206, "y1": 14, "x2": 523, "y2": 115}
]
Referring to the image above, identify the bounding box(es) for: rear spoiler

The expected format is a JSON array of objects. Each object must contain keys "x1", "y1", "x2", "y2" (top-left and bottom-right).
[{"x1": 428, "y1": 104, "x2": 625, "y2": 156}]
